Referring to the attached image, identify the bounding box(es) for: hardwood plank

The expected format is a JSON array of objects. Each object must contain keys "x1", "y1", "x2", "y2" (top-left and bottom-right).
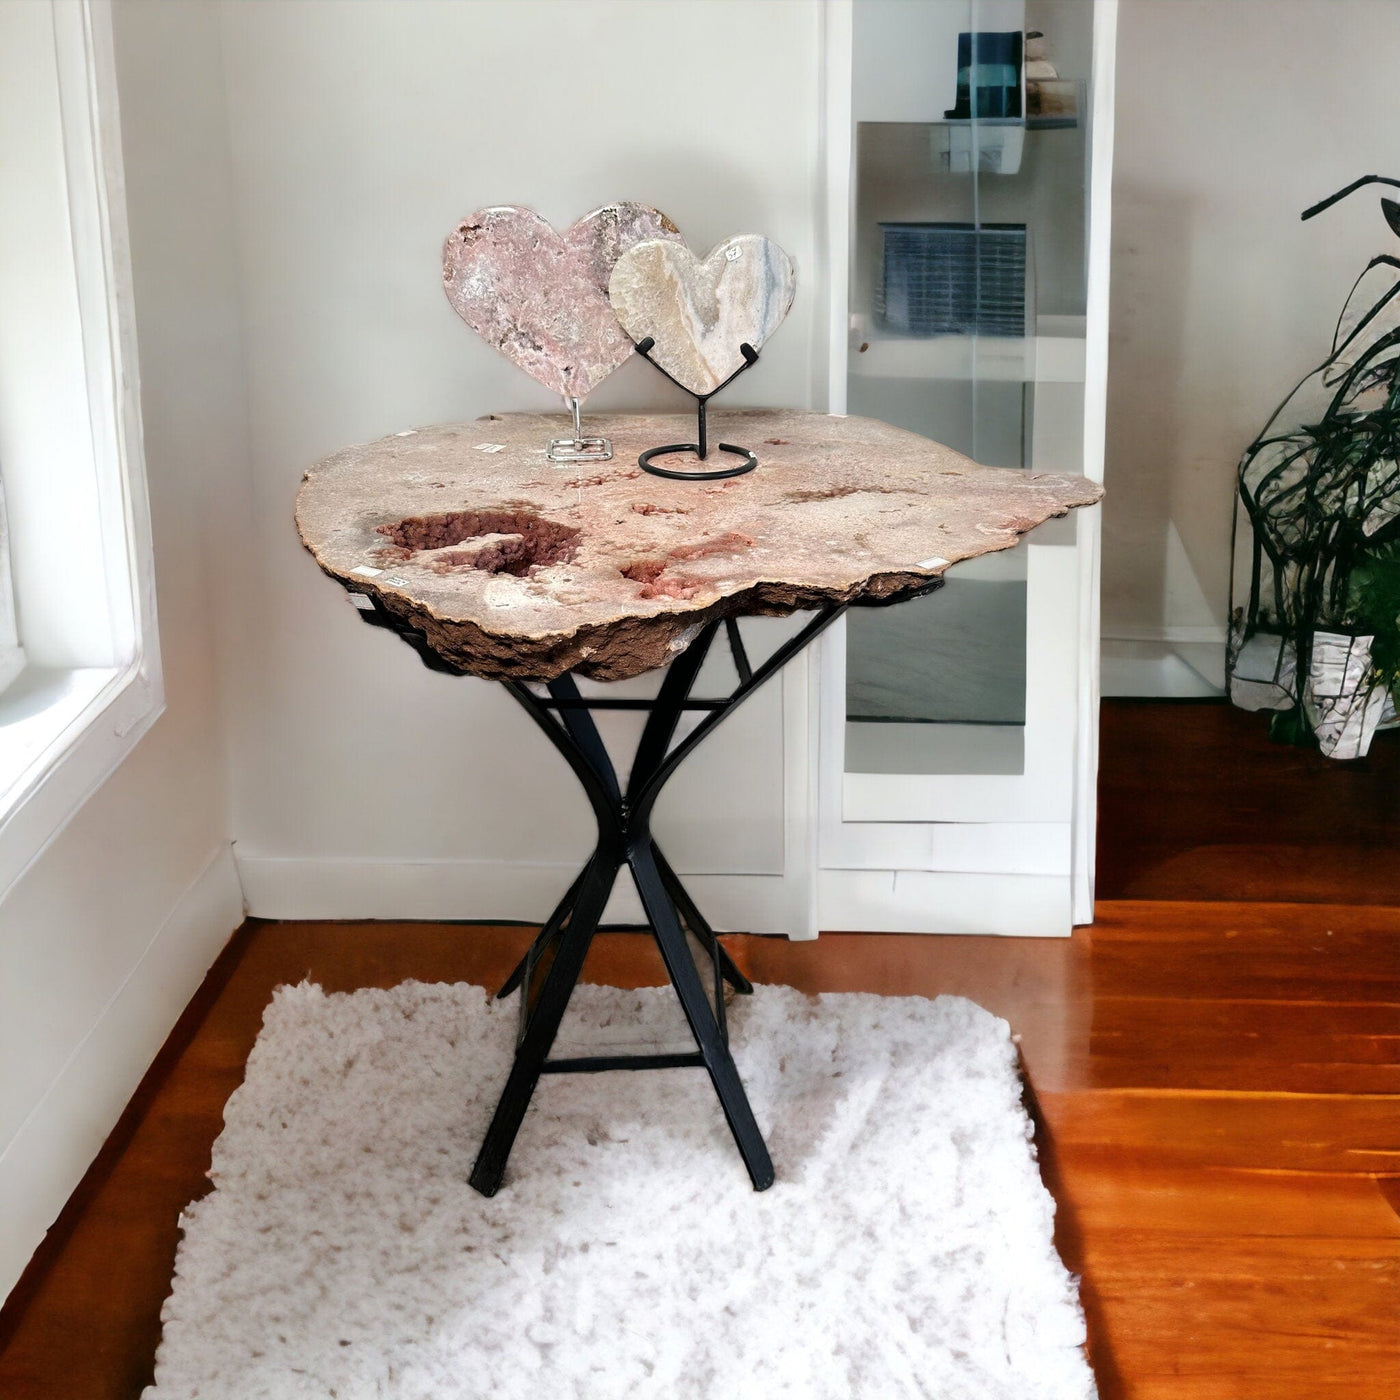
[
  {"x1": 1090, "y1": 996, "x2": 1400, "y2": 1037},
  {"x1": 1086, "y1": 995, "x2": 1400, "y2": 1094},
  {"x1": 1103, "y1": 843, "x2": 1400, "y2": 909},
  {"x1": 1041, "y1": 1088, "x2": 1400, "y2": 1175},
  {"x1": 1088, "y1": 953, "x2": 1400, "y2": 1005},
  {"x1": 1090, "y1": 900, "x2": 1400, "y2": 943},
  {"x1": 1049, "y1": 1152, "x2": 1400, "y2": 1239},
  {"x1": 1093, "y1": 1018, "x2": 1400, "y2": 1063},
  {"x1": 1083, "y1": 1056, "x2": 1400, "y2": 1095},
  {"x1": 1081, "y1": 1238, "x2": 1400, "y2": 1400},
  {"x1": 1097, "y1": 700, "x2": 1400, "y2": 906}
]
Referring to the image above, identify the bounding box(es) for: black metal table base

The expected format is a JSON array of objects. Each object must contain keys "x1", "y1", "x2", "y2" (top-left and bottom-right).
[
  {"x1": 467, "y1": 607, "x2": 846, "y2": 1196},
  {"x1": 347, "y1": 577, "x2": 943, "y2": 1194}
]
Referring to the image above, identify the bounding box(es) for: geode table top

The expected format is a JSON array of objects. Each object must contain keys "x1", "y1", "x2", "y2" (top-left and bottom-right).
[{"x1": 296, "y1": 410, "x2": 1102, "y2": 682}]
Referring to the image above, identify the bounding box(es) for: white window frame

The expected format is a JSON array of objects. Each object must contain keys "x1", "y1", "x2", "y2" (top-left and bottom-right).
[{"x1": 0, "y1": 0, "x2": 162, "y2": 894}]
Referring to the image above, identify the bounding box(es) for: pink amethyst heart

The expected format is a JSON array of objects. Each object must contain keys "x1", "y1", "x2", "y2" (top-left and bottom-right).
[{"x1": 443, "y1": 203, "x2": 682, "y2": 401}]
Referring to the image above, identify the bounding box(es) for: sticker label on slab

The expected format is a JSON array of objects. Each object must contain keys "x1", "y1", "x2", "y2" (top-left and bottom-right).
[
  {"x1": 351, "y1": 564, "x2": 383, "y2": 577},
  {"x1": 474, "y1": 443, "x2": 507, "y2": 453}
]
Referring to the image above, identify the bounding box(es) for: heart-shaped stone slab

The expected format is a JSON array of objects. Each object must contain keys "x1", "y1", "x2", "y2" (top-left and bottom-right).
[
  {"x1": 443, "y1": 203, "x2": 682, "y2": 400},
  {"x1": 608, "y1": 235, "x2": 796, "y2": 397}
]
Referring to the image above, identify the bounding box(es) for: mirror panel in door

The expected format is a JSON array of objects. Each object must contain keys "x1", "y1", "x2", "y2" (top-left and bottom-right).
[{"x1": 844, "y1": 0, "x2": 1090, "y2": 780}]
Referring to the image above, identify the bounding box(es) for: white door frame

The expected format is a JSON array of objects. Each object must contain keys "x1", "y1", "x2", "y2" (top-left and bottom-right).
[
  {"x1": 1070, "y1": 0, "x2": 1118, "y2": 922},
  {"x1": 788, "y1": 0, "x2": 1115, "y2": 935}
]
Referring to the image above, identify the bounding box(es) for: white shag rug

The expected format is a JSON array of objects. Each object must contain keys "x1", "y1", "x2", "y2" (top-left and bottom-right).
[{"x1": 146, "y1": 981, "x2": 1094, "y2": 1400}]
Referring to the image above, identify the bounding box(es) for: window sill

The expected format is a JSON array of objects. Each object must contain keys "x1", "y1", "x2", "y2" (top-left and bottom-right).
[{"x1": 0, "y1": 662, "x2": 164, "y2": 895}]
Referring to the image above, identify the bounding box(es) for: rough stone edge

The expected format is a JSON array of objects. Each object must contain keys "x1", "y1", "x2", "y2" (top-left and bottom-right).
[{"x1": 296, "y1": 503, "x2": 1085, "y2": 683}]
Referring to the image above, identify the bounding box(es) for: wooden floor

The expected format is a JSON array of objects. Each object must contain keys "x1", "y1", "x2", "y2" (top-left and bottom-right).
[
  {"x1": 1, "y1": 701, "x2": 1398, "y2": 1398},
  {"x1": 1099, "y1": 699, "x2": 1400, "y2": 904}
]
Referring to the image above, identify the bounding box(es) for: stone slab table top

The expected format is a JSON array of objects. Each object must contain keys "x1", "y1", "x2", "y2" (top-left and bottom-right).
[{"x1": 296, "y1": 409, "x2": 1103, "y2": 682}]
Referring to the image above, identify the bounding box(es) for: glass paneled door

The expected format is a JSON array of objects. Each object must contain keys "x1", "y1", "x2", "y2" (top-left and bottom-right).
[{"x1": 816, "y1": 0, "x2": 1110, "y2": 935}]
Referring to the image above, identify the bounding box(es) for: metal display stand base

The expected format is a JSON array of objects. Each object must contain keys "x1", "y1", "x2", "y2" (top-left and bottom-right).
[
  {"x1": 547, "y1": 395, "x2": 612, "y2": 463},
  {"x1": 634, "y1": 337, "x2": 759, "y2": 482}
]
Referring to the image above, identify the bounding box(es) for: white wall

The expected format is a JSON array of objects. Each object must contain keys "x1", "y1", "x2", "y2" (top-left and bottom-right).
[
  {"x1": 213, "y1": 0, "x2": 827, "y2": 924},
  {"x1": 1104, "y1": 0, "x2": 1400, "y2": 646},
  {"x1": 0, "y1": 1, "x2": 247, "y2": 1299}
]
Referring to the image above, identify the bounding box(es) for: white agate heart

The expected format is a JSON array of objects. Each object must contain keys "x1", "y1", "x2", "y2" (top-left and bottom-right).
[
  {"x1": 443, "y1": 203, "x2": 683, "y2": 400},
  {"x1": 607, "y1": 235, "x2": 796, "y2": 397}
]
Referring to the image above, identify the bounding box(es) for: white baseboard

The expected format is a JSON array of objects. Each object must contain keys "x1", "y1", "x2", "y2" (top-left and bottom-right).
[
  {"x1": 234, "y1": 853, "x2": 1070, "y2": 938},
  {"x1": 1101, "y1": 636, "x2": 1226, "y2": 697},
  {"x1": 1102, "y1": 624, "x2": 1228, "y2": 645},
  {"x1": 818, "y1": 867, "x2": 1073, "y2": 936},
  {"x1": 0, "y1": 844, "x2": 244, "y2": 1304},
  {"x1": 234, "y1": 852, "x2": 800, "y2": 936}
]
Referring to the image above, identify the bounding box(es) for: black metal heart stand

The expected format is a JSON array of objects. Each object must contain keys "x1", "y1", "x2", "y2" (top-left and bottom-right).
[{"x1": 634, "y1": 336, "x2": 759, "y2": 481}]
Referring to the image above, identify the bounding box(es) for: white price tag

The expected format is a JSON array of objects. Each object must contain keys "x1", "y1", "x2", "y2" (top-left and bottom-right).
[
  {"x1": 351, "y1": 564, "x2": 383, "y2": 577},
  {"x1": 347, "y1": 592, "x2": 375, "y2": 611},
  {"x1": 474, "y1": 442, "x2": 507, "y2": 453}
]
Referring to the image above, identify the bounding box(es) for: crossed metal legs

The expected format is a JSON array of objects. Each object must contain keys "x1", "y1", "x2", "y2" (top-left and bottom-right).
[
  {"x1": 468, "y1": 608, "x2": 845, "y2": 1196},
  {"x1": 494, "y1": 843, "x2": 753, "y2": 1003}
]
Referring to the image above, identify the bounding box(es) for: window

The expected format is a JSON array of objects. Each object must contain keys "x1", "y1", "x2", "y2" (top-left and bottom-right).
[{"x1": 0, "y1": 0, "x2": 162, "y2": 891}]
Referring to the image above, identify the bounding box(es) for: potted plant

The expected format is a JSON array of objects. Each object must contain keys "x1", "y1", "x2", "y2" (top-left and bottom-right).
[{"x1": 1229, "y1": 176, "x2": 1400, "y2": 758}]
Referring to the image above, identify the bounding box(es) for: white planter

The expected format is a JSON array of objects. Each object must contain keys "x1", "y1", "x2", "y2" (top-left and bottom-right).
[
  {"x1": 1303, "y1": 631, "x2": 1389, "y2": 759},
  {"x1": 1381, "y1": 689, "x2": 1399, "y2": 731},
  {"x1": 1229, "y1": 631, "x2": 1297, "y2": 712}
]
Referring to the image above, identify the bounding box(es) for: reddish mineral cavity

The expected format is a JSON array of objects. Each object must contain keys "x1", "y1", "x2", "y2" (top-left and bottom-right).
[
  {"x1": 375, "y1": 510, "x2": 579, "y2": 578},
  {"x1": 621, "y1": 532, "x2": 756, "y2": 599},
  {"x1": 296, "y1": 409, "x2": 1103, "y2": 681}
]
